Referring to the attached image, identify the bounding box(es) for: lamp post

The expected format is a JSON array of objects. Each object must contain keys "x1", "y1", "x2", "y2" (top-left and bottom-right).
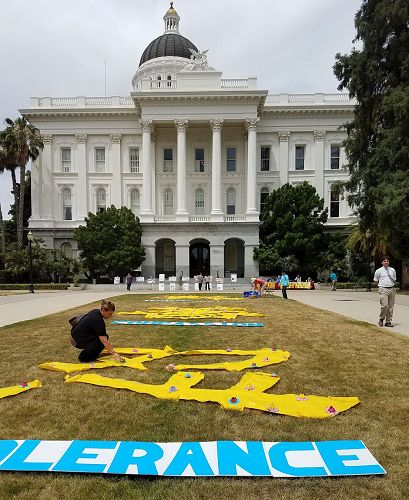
[
  {"x1": 366, "y1": 230, "x2": 371, "y2": 292},
  {"x1": 27, "y1": 231, "x2": 34, "y2": 294}
]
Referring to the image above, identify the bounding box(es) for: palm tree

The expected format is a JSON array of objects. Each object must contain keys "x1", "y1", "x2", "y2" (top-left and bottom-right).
[
  {"x1": 346, "y1": 224, "x2": 391, "y2": 262},
  {"x1": 0, "y1": 118, "x2": 43, "y2": 246},
  {"x1": 0, "y1": 148, "x2": 9, "y2": 255}
]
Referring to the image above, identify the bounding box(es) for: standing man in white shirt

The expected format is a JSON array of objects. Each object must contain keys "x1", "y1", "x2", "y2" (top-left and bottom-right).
[{"x1": 373, "y1": 256, "x2": 397, "y2": 327}]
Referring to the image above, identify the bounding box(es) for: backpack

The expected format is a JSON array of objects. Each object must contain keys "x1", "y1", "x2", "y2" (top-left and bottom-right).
[{"x1": 69, "y1": 313, "x2": 87, "y2": 328}]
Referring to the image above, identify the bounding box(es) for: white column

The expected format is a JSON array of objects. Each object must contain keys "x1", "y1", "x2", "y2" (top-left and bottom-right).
[
  {"x1": 151, "y1": 131, "x2": 156, "y2": 216},
  {"x1": 110, "y1": 133, "x2": 122, "y2": 207},
  {"x1": 174, "y1": 119, "x2": 189, "y2": 221},
  {"x1": 140, "y1": 119, "x2": 154, "y2": 222},
  {"x1": 245, "y1": 117, "x2": 259, "y2": 220},
  {"x1": 31, "y1": 157, "x2": 41, "y2": 220},
  {"x1": 313, "y1": 130, "x2": 325, "y2": 197},
  {"x1": 75, "y1": 134, "x2": 88, "y2": 220},
  {"x1": 210, "y1": 119, "x2": 224, "y2": 221},
  {"x1": 278, "y1": 131, "x2": 290, "y2": 186},
  {"x1": 41, "y1": 134, "x2": 53, "y2": 219}
]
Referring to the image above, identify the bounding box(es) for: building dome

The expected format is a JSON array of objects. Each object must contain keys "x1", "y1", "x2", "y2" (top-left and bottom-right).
[
  {"x1": 139, "y1": 2, "x2": 198, "y2": 67},
  {"x1": 139, "y1": 34, "x2": 197, "y2": 67}
]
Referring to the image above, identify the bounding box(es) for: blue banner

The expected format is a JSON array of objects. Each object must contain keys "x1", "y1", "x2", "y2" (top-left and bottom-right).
[{"x1": 0, "y1": 440, "x2": 385, "y2": 477}]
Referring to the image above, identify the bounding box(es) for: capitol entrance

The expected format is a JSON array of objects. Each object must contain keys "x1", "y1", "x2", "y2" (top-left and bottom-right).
[{"x1": 189, "y1": 240, "x2": 210, "y2": 277}]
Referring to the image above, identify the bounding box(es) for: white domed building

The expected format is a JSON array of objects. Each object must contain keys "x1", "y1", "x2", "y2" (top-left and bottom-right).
[{"x1": 22, "y1": 3, "x2": 354, "y2": 279}]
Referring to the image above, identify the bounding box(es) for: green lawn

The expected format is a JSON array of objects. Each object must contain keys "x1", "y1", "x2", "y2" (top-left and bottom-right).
[{"x1": 1, "y1": 294, "x2": 408, "y2": 500}]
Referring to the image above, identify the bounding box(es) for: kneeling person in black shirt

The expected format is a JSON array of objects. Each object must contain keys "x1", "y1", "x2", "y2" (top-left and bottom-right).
[{"x1": 71, "y1": 300, "x2": 124, "y2": 363}]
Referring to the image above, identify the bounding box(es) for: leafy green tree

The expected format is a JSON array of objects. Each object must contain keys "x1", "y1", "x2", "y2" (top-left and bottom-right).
[
  {"x1": 255, "y1": 182, "x2": 346, "y2": 278},
  {"x1": 74, "y1": 206, "x2": 145, "y2": 278},
  {"x1": 333, "y1": 0, "x2": 409, "y2": 264},
  {"x1": 0, "y1": 117, "x2": 43, "y2": 247},
  {"x1": 2, "y1": 240, "x2": 75, "y2": 283}
]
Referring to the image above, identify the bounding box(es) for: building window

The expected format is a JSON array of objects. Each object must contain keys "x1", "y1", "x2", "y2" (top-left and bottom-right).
[
  {"x1": 61, "y1": 148, "x2": 71, "y2": 173},
  {"x1": 163, "y1": 148, "x2": 173, "y2": 173},
  {"x1": 167, "y1": 75, "x2": 172, "y2": 87},
  {"x1": 95, "y1": 147, "x2": 106, "y2": 172},
  {"x1": 129, "y1": 148, "x2": 140, "y2": 173},
  {"x1": 195, "y1": 148, "x2": 205, "y2": 172},
  {"x1": 226, "y1": 148, "x2": 236, "y2": 172},
  {"x1": 295, "y1": 146, "x2": 305, "y2": 170},
  {"x1": 130, "y1": 188, "x2": 140, "y2": 215},
  {"x1": 331, "y1": 145, "x2": 340, "y2": 170},
  {"x1": 330, "y1": 190, "x2": 340, "y2": 217},
  {"x1": 195, "y1": 188, "x2": 205, "y2": 215},
  {"x1": 61, "y1": 242, "x2": 73, "y2": 259},
  {"x1": 226, "y1": 188, "x2": 236, "y2": 215},
  {"x1": 260, "y1": 187, "x2": 269, "y2": 213},
  {"x1": 163, "y1": 188, "x2": 174, "y2": 215},
  {"x1": 62, "y1": 187, "x2": 72, "y2": 220},
  {"x1": 96, "y1": 188, "x2": 106, "y2": 213},
  {"x1": 260, "y1": 146, "x2": 270, "y2": 171}
]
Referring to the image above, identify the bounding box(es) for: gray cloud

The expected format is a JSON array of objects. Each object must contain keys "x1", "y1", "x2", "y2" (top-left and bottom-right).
[{"x1": 0, "y1": 0, "x2": 361, "y2": 217}]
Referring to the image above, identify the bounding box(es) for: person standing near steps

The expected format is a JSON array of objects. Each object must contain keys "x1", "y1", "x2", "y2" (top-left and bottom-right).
[{"x1": 374, "y1": 256, "x2": 397, "y2": 327}]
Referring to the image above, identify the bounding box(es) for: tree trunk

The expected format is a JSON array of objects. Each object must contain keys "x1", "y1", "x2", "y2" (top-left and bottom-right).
[
  {"x1": 401, "y1": 262, "x2": 409, "y2": 290},
  {"x1": 17, "y1": 164, "x2": 26, "y2": 247},
  {"x1": 0, "y1": 201, "x2": 6, "y2": 259},
  {"x1": 10, "y1": 167, "x2": 19, "y2": 210}
]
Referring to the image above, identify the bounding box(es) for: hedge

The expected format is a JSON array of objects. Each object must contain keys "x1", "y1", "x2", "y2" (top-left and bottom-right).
[{"x1": 0, "y1": 283, "x2": 68, "y2": 290}]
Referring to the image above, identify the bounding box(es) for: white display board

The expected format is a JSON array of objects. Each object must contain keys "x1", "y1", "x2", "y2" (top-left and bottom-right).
[
  {"x1": 114, "y1": 276, "x2": 120, "y2": 285},
  {"x1": 159, "y1": 274, "x2": 165, "y2": 282},
  {"x1": 182, "y1": 283, "x2": 190, "y2": 291},
  {"x1": 231, "y1": 273, "x2": 237, "y2": 283},
  {"x1": 158, "y1": 283, "x2": 165, "y2": 291},
  {"x1": 169, "y1": 282, "x2": 176, "y2": 291},
  {"x1": 217, "y1": 283, "x2": 224, "y2": 291},
  {"x1": 0, "y1": 439, "x2": 385, "y2": 477}
]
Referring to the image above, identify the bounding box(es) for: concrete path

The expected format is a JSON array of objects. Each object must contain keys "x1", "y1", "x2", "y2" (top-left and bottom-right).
[
  {"x1": 288, "y1": 289, "x2": 409, "y2": 338},
  {"x1": 0, "y1": 287, "x2": 408, "y2": 338}
]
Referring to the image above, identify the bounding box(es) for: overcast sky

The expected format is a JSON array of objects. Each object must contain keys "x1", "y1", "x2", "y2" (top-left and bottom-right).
[{"x1": 0, "y1": 0, "x2": 362, "y2": 218}]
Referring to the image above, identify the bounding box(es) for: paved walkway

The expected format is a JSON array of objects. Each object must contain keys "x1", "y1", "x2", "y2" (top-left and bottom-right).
[
  {"x1": 0, "y1": 287, "x2": 408, "y2": 338},
  {"x1": 288, "y1": 289, "x2": 409, "y2": 338}
]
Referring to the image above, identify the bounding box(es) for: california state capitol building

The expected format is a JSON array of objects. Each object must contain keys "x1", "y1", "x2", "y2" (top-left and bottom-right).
[{"x1": 21, "y1": 3, "x2": 355, "y2": 280}]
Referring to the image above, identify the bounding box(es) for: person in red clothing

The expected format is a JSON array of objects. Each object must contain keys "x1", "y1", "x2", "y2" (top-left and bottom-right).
[{"x1": 251, "y1": 277, "x2": 266, "y2": 297}]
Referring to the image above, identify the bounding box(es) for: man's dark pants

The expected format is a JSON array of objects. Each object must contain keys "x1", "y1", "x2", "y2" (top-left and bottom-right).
[
  {"x1": 72, "y1": 337, "x2": 105, "y2": 362},
  {"x1": 282, "y1": 286, "x2": 288, "y2": 299}
]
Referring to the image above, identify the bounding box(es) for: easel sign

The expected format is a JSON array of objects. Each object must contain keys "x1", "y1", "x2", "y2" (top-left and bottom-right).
[{"x1": 158, "y1": 283, "x2": 165, "y2": 291}]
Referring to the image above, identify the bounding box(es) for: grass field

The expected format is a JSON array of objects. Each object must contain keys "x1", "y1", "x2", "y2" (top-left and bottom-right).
[{"x1": 1, "y1": 294, "x2": 408, "y2": 500}]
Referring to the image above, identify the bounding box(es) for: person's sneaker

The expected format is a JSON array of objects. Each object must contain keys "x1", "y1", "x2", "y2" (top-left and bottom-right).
[
  {"x1": 384, "y1": 322, "x2": 394, "y2": 327},
  {"x1": 378, "y1": 320, "x2": 383, "y2": 327}
]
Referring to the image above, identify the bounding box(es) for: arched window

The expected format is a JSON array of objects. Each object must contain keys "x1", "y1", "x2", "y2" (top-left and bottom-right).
[
  {"x1": 163, "y1": 188, "x2": 174, "y2": 215},
  {"x1": 226, "y1": 188, "x2": 236, "y2": 215},
  {"x1": 260, "y1": 187, "x2": 269, "y2": 213},
  {"x1": 130, "y1": 188, "x2": 140, "y2": 215},
  {"x1": 62, "y1": 187, "x2": 72, "y2": 220},
  {"x1": 61, "y1": 242, "x2": 73, "y2": 259},
  {"x1": 330, "y1": 189, "x2": 340, "y2": 218},
  {"x1": 167, "y1": 75, "x2": 172, "y2": 87},
  {"x1": 195, "y1": 188, "x2": 205, "y2": 215},
  {"x1": 96, "y1": 188, "x2": 106, "y2": 213}
]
